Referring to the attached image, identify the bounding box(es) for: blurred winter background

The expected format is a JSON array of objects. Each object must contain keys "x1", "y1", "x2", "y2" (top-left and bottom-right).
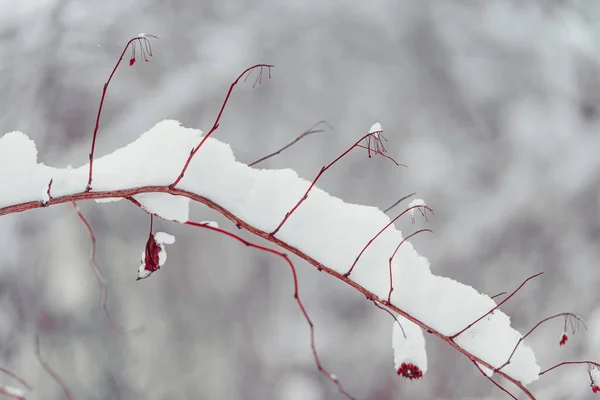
[{"x1": 1, "y1": 0, "x2": 600, "y2": 399}]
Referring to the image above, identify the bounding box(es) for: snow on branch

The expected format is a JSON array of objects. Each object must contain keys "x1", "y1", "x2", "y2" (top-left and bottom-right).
[{"x1": 0, "y1": 120, "x2": 541, "y2": 390}]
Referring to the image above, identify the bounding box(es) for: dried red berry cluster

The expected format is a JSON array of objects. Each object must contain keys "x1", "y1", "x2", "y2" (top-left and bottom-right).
[{"x1": 397, "y1": 363, "x2": 423, "y2": 380}]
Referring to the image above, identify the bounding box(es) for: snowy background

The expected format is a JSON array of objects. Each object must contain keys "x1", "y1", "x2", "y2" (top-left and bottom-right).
[{"x1": 1, "y1": 1, "x2": 600, "y2": 399}]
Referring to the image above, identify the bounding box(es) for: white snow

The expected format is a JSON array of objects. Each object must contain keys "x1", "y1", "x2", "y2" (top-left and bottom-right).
[
  {"x1": 136, "y1": 265, "x2": 151, "y2": 280},
  {"x1": 199, "y1": 220, "x2": 219, "y2": 228},
  {"x1": 154, "y1": 232, "x2": 176, "y2": 245},
  {"x1": 0, "y1": 385, "x2": 25, "y2": 397},
  {"x1": 0, "y1": 120, "x2": 541, "y2": 384},
  {"x1": 368, "y1": 122, "x2": 382, "y2": 134},
  {"x1": 407, "y1": 198, "x2": 427, "y2": 222},
  {"x1": 392, "y1": 316, "x2": 427, "y2": 374},
  {"x1": 476, "y1": 362, "x2": 495, "y2": 378},
  {"x1": 133, "y1": 193, "x2": 189, "y2": 222}
]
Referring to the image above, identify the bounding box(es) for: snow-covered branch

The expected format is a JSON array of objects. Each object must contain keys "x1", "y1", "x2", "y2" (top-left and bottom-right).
[
  {"x1": 0, "y1": 36, "x2": 596, "y2": 397},
  {"x1": 0, "y1": 119, "x2": 545, "y2": 398}
]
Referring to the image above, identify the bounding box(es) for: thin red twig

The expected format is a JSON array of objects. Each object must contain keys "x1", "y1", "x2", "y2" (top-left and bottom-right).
[
  {"x1": 72, "y1": 202, "x2": 126, "y2": 334},
  {"x1": 355, "y1": 144, "x2": 405, "y2": 166},
  {"x1": 269, "y1": 132, "x2": 402, "y2": 236},
  {"x1": 170, "y1": 64, "x2": 273, "y2": 188},
  {"x1": 387, "y1": 229, "x2": 433, "y2": 302},
  {"x1": 496, "y1": 313, "x2": 586, "y2": 372},
  {"x1": 35, "y1": 335, "x2": 76, "y2": 400},
  {"x1": 539, "y1": 361, "x2": 600, "y2": 376},
  {"x1": 344, "y1": 205, "x2": 434, "y2": 277},
  {"x1": 87, "y1": 34, "x2": 158, "y2": 191},
  {"x1": 372, "y1": 301, "x2": 406, "y2": 338},
  {"x1": 473, "y1": 361, "x2": 517, "y2": 400},
  {"x1": 248, "y1": 121, "x2": 332, "y2": 167},
  {"x1": 450, "y1": 272, "x2": 544, "y2": 339},
  {"x1": 184, "y1": 220, "x2": 356, "y2": 400},
  {"x1": 0, "y1": 367, "x2": 31, "y2": 390}
]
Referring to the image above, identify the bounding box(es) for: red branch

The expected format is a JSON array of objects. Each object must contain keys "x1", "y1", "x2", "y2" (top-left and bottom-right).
[
  {"x1": 184, "y1": 220, "x2": 356, "y2": 400},
  {"x1": 496, "y1": 313, "x2": 586, "y2": 372},
  {"x1": 87, "y1": 34, "x2": 158, "y2": 191},
  {"x1": 71, "y1": 202, "x2": 127, "y2": 333},
  {"x1": 372, "y1": 301, "x2": 406, "y2": 338},
  {"x1": 35, "y1": 335, "x2": 76, "y2": 400},
  {"x1": 387, "y1": 229, "x2": 433, "y2": 302},
  {"x1": 540, "y1": 361, "x2": 600, "y2": 376},
  {"x1": 269, "y1": 132, "x2": 402, "y2": 236},
  {"x1": 450, "y1": 272, "x2": 544, "y2": 339},
  {"x1": 170, "y1": 64, "x2": 273, "y2": 188},
  {"x1": 0, "y1": 186, "x2": 537, "y2": 399},
  {"x1": 344, "y1": 205, "x2": 434, "y2": 278}
]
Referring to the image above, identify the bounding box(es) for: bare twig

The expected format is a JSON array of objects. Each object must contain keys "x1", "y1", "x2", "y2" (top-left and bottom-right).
[
  {"x1": 473, "y1": 361, "x2": 517, "y2": 400},
  {"x1": 540, "y1": 361, "x2": 600, "y2": 376},
  {"x1": 170, "y1": 64, "x2": 273, "y2": 188},
  {"x1": 35, "y1": 335, "x2": 76, "y2": 400},
  {"x1": 72, "y1": 202, "x2": 126, "y2": 334},
  {"x1": 269, "y1": 131, "x2": 402, "y2": 236},
  {"x1": 450, "y1": 272, "x2": 544, "y2": 339},
  {"x1": 383, "y1": 192, "x2": 416, "y2": 214},
  {"x1": 496, "y1": 313, "x2": 586, "y2": 372},
  {"x1": 490, "y1": 291, "x2": 507, "y2": 300},
  {"x1": 387, "y1": 229, "x2": 433, "y2": 302},
  {"x1": 372, "y1": 301, "x2": 406, "y2": 339},
  {"x1": 249, "y1": 121, "x2": 332, "y2": 167},
  {"x1": 344, "y1": 205, "x2": 434, "y2": 277},
  {"x1": 87, "y1": 34, "x2": 158, "y2": 191},
  {"x1": 355, "y1": 144, "x2": 405, "y2": 166}
]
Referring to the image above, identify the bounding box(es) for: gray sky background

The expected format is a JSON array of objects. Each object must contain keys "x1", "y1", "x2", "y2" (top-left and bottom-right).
[{"x1": 1, "y1": 1, "x2": 600, "y2": 399}]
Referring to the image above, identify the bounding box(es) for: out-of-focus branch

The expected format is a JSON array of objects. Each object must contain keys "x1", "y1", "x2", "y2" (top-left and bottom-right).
[
  {"x1": 35, "y1": 335, "x2": 76, "y2": 400},
  {"x1": 184, "y1": 220, "x2": 356, "y2": 400},
  {"x1": 71, "y1": 202, "x2": 127, "y2": 334},
  {"x1": 383, "y1": 192, "x2": 416, "y2": 214},
  {"x1": 249, "y1": 121, "x2": 332, "y2": 167},
  {"x1": 0, "y1": 367, "x2": 30, "y2": 391}
]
